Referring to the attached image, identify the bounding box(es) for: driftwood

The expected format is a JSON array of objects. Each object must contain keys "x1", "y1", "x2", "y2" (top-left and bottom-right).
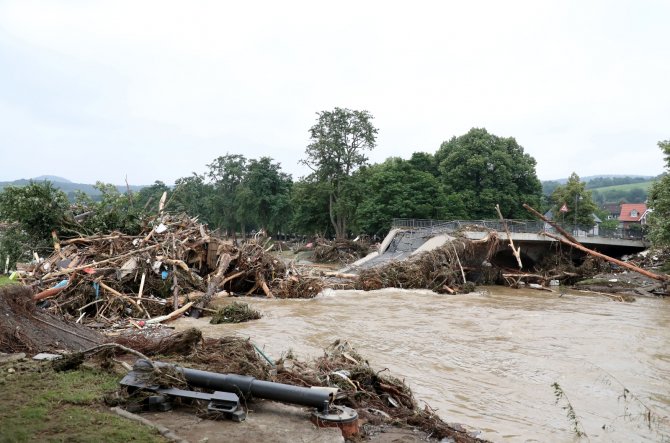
[
  {"x1": 541, "y1": 232, "x2": 669, "y2": 282},
  {"x1": 24, "y1": 213, "x2": 323, "y2": 326},
  {"x1": 450, "y1": 242, "x2": 467, "y2": 283},
  {"x1": 523, "y1": 203, "x2": 580, "y2": 245},
  {"x1": 191, "y1": 253, "x2": 235, "y2": 317},
  {"x1": 496, "y1": 204, "x2": 522, "y2": 268},
  {"x1": 323, "y1": 272, "x2": 358, "y2": 279},
  {"x1": 146, "y1": 301, "x2": 194, "y2": 324}
]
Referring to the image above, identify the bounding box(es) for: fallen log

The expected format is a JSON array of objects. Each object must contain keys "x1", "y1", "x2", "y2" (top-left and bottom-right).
[
  {"x1": 496, "y1": 204, "x2": 522, "y2": 269},
  {"x1": 541, "y1": 232, "x2": 669, "y2": 282},
  {"x1": 523, "y1": 203, "x2": 580, "y2": 245},
  {"x1": 258, "y1": 274, "x2": 274, "y2": 298},
  {"x1": 191, "y1": 253, "x2": 234, "y2": 317}
]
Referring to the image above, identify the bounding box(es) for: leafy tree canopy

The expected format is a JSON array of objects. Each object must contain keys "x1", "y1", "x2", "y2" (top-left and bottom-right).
[
  {"x1": 0, "y1": 181, "x2": 70, "y2": 264},
  {"x1": 301, "y1": 107, "x2": 378, "y2": 238},
  {"x1": 289, "y1": 178, "x2": 332, "y2": 237},
  {"x1": 648, "y1": 140, "x2": 670, "y2": 246},
  {"x1": 0, "y1": 181, "x2": 69, "y2": 244},
  {"x1": 355, "y1": 158, "x2": 447, "y2": 235},
  {"x1": 435, "y1": 128, "x2": 542, "y2": 219},
  {"x1": 239, "y1": 157, "x2": 293, "y2": 234}
]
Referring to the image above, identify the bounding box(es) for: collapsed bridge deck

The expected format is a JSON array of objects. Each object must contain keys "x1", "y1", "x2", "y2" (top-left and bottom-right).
[{"x1": 345, "y1": 219, "x2": 648, "y2": 272}]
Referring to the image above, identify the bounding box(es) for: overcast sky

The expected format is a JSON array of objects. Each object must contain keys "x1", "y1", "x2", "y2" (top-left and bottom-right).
[{"x1": 1, "y1": 0, "x2": 668, "y2": 185}]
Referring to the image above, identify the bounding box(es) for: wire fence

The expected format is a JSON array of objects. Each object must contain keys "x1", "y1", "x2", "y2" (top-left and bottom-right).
[{"x1": 391, "y1": 218, "x2": 646, "y2": 240}]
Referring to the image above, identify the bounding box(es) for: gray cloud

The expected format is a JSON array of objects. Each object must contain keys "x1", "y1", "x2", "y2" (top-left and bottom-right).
[{"x1": 0, "y1": 0, "x2": 667, "y2": 185}]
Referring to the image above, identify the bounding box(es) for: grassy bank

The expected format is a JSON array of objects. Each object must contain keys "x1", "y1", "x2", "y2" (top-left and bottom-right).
[
  {"x1": 0, "y1": 361, "x2": 166, "y2": 442},
  {"x1": 0, "y1": 275, "x2": 18, "y2": 286}
]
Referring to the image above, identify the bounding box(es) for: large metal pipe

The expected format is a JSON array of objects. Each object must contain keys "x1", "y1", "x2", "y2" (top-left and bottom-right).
[{"x1": 145, "y1": 360, "x2": 331, "y2": 411}]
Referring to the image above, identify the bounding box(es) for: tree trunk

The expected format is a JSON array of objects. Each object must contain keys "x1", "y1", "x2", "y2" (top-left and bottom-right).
[{"x1": 329, "y1": 193, "x2": 338, "y2": 238}]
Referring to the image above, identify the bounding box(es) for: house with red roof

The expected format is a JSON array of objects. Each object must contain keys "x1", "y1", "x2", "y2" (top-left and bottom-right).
[{"x1": 618, "y1": 203, "x2": 648, "y2": 229}]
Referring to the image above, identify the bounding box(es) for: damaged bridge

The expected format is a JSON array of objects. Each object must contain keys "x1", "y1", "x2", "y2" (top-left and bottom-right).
[{"x1": 346, "y1": 218, "x2": 648, "y2": 272}]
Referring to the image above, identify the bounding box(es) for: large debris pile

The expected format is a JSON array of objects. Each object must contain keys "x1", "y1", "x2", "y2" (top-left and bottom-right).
[
  {"x1": 111, "y1": 329, "x2": 485, "y2": 442},
  {"x1": 355, "y1": 237, "x2": 498, "y2": 293},
  {"x1": 17, "y1": 214, "x2": 323, "y2": 325}
]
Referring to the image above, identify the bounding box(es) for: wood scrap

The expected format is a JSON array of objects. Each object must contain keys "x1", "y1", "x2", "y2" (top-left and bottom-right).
[
  {"x1": 496, "y1": 204, "x2": 522, "y2": 269},
  {"x1": 146, "y1": 302, "x2": 194, "y2": 324}
]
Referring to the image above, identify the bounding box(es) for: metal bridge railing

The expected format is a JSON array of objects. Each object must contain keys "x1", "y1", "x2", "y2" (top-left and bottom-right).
[{"x1": 391, "y1": 218, "x2": 646, "y2": 241}]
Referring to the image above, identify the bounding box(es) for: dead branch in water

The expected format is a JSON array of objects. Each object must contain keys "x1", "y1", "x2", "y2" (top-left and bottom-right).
[
  {"x1": 541, "y1": 231, "x2": 669, "y2": 282},
  {"x1": 496, "y1": 204, "x2": 522, "y2": 269},
  {"x1": 523, "y1": 203, "x2": 580, "y2": 245}
]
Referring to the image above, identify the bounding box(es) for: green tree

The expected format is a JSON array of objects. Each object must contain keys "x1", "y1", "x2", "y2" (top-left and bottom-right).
[
  {"x1": 77, "y1": 182, "x2": 143, "y2": 234},
  {"x1": 301, "y1": 108, "x2": 378, "y2": 238},
  {"x1": 407, "y1": 152, "x2": 439, "y2": 177},
  {"x1": 435, "y1": 128, "x2": 543, "y2": 218},
  {"x1": 171, "y1": 173, "x2": 214, "y2": 223},
  {"x1": 0, "y1": 181, "x2": 69, "y2": 266},
  {"x1": 207, "y1": 154, "x2": 247, "y2": 234},
  {"x1": 241, "y1": 157, "x2": 293, "y2": 235},
  {"x1": 647, "y1": 140, "x2": 670, "y2": 246},
  {"x1": 135, "y1": 181, "x2": 171, "y2": 213},
  {"x1": 355, "y1": 158, "x2": 446, "y2": 235},
  {"x1": 551, "y1": 173, "x2": 598, "y2": 230},
  {"x1": 289, "y1": 179, "x2": 333, "y2": 237}
]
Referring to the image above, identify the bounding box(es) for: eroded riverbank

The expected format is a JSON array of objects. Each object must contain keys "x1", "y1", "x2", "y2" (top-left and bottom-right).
[{"x1": 174, "y1": 288, "x2": 670, "y2": 442}]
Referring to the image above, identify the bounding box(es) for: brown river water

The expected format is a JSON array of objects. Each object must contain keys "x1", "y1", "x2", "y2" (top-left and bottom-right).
[{"x1": 173, "y1": 288, "x2": 670, "y2": 442}]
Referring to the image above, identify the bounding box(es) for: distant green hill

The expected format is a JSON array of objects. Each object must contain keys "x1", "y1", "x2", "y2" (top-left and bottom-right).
[
  {"x1": 542, "y1": 175, "x2": 656, "y2": 198},
  {"x1": 589, "y1": 180, "x2": 654, "y2": 204},
  {"x1": 589, "y1": 180, "x2": 654, "y2": 193},
  {"x1": 0, "y1": 178, "x2": 146, "y2": 200}
]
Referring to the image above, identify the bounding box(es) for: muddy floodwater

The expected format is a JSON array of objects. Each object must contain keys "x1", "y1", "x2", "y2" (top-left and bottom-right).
[{"x1": 174, "y1": 288, "x2": 670, "y2": 442}]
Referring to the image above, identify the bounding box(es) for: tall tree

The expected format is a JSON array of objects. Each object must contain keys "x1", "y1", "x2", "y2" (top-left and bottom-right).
[
  {"x1": 0, "y1": 181, "x2": 69, "y2": 263},
  {"x1": 289, "y1": 178, "x2": 333, "y2": 237},
  {"x1": 172, "y1": 173, "x2": 214, "y2": 223},
  {"x1": 135, "y1": 181, "x2": 171, "y2": 213},
  {"x1": 551, "y1": 172, "x2": 598, "y2": 229},
  {"x1": 435, "y1": 128, "x2": 542, "y2": 219},
  {"x1": 301, "y1": 108, "x2": 378, "y2": 238},
  {"x1": 241, "y1": 157, "x2": 293, "y2": 235},
  {"x1": 648, "y1": 140, "x2": 670, "y2": 246},
  {"x1": 207, "y1": 154, "x2": 247, "y2": 234}
]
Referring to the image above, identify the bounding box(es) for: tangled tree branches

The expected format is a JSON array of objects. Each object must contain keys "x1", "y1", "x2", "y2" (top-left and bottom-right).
[
  {"x1": 355, "y1": 238, "x2": 492, "y2": 293},
  {"x1": 15, "y1": 214, "x2": 322, "y2": 326},
  {"x1": 110, "y1": 329, "x2": 486, "y2": 442}
]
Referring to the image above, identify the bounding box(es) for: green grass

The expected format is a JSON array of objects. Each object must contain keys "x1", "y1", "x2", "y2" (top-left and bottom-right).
[
  {"x1": 0, "y1": 275, "x2": 19, "y2": 286},
  {"x1": 589, "y1": 180, "x2": 654, "y2": 193},
  {"x1": 0, "y1": 362, "x2": 167, "y2": 443}
]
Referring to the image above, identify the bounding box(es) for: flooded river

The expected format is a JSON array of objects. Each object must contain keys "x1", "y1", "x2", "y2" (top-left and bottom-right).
[{"x1": 174, "y1": 288, "x2": 670, "y2": 442}]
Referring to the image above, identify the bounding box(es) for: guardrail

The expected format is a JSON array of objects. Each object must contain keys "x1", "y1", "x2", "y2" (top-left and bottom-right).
[{"x1": 391, "y1": 218, "x2": 646, "y2": 240}]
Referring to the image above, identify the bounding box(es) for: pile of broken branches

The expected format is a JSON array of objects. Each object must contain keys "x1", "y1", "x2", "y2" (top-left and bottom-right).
[
  {"x1": 313, "y1": 239, "x2": 371, "y2": 264},
  {"x1": 355, "y1": 237, "x2": 494, "y2": 293},
  {"x1": 110, "y1": 329, "x2": 484, "y2": 442},
  {"x1": 16, "y1": 213, "x2": 323, "y2": 326}
]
